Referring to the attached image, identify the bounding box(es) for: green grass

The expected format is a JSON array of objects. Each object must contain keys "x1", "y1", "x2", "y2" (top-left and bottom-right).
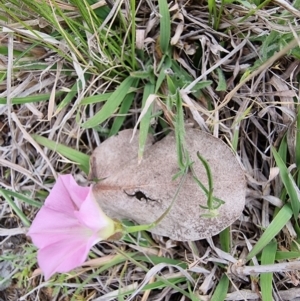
[{"x1": 1, "y1": 0, "x2": 300, "y2": 299}]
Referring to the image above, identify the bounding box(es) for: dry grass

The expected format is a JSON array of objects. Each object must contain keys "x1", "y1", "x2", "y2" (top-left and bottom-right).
[{"x1": 1, "y1": 0, "x2": 300, "y2": 300}]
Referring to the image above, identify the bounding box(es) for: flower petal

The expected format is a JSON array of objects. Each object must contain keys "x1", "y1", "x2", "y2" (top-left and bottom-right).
[
  {"x1": 38, "y1": 234, "x2": 100, "y2": 280},
  {"x1": 74, "y1": 190, "x2": 115, "y2": 237},
  {"x1": 44, "y1": 175, "x2": 90, "y2": 213},
  {"x1": 64, "y1": 175, "x2": 91, "y2": 209},
  {"x1": 27, "y1": 174, "x2": 120, "y2": 279},
  {"x1": 28, "y1": 206, "x2": 88, "y2": 248}
]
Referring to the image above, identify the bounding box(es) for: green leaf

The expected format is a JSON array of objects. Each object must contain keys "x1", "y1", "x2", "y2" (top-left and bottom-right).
[
  {"x1": 272, "y1": 146, "x2": 300, "y2": 218},
  {"x1": 166, "y1": 73, "x2": 177, "y2": 95},
  {"x1": 275, "y1": 251, "x2": 300, "y2": 260},
  {"x1": 278, "y1": 134, "x2": 287, "y2": 164},
  {"x1": 196, "y1": 152, "x2": 214, "y2": 209},
  {"x1": 246, "y1": 204, "x2": 292, "y2": 260},
  {"x1": 0, "y1": 189, "x2": 30, "y2": 227},
  {"x1": 0, "y1": 92, "x2": 65, "y2": 105},
  {"x1": 296, "y1": 107, "x2": 300, "y2": 169},
  {"x1": 207, "y1": 0, "x2": 216, "y2": 23},
  {"x1": 155, "y1": 57, "x2": 172, "y2": 93},
  {"x1": 210, "y1": 274, "x2": 229, "y2": 301},
  {"x1": 231, "y1": 126, "x2": 239, "y2": 152},
  {"x1": 0, "y1": 188, "x2": 42, "y2": 208},
  {"x1": 158, "y1": 0, "x2": 171, "y2": 54},
  {"x1": 216, "y1": 68, "x2": 227, "y2": 91},
  {"x1": 220, "y1": 227, "x2": 230, "y2": 253},
  {"x1": 56, "y1": 81, "x2": 81, "y2": 114},
  {"x1": 130, "y1": 68, "x2": 154, "y2": 80},
  {"x1": 155, "y1": 67, "x2": 167, "y2": 93},
  {"x1": 86, "y1": 0, "x2": 110, "y2": 20},
  {"x1": 32, "y1": 134, "x2": 90, "y2": 175},
  {"x1": 108, "y1": 80, "x2": 139, "y2": 136},
  {"x1": 260, "y1": 241, "x2": 277, "y2": 301},
  {"x1": 82, "y1": 77, "x2": 138, "y2": 128},
  {"x1": 192, "y1": 80, "x2": 213, "y2": 91},
  {"x1": 80, "y1": 92, "x2": 113, "y2": 105},
  {"x1": 174, "y1": 91, "x2": 189, "y2": 172}
]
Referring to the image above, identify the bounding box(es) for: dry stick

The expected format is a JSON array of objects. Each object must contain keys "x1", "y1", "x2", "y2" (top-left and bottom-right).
[
  {"x1": 0, "y1": 228, "x2": 27, "y2": 236},
  {"x1": 213, "y1": 37, "x2": 299, "y2": 113},
  {"x1": 183, "y1": 37, "x2": 249, "y2": 93},
  {"x1": 273, "y1": 0, "x2": 300, "y2": 18},
  {"x1": 99, "y1": 0, "x2": 122, "y2": 32},
  {"x1": 6, "y1": 32, "x2": 13, "y2": 127},
  {"x1": 141, "y1": 249, "x2": 163, "y2": 301},
  {"x1": 6, "y1": 32, "x2": 16, "y2": 190},
  {"x1": 230, "y1": 260, "x2": 300, "y2": 276},
  {"x1": 0, "y1": 158, "x2": 43, "y2": 186},
  {"x1": 11, "y1": 112, "x2": 57, "y2": 178}
]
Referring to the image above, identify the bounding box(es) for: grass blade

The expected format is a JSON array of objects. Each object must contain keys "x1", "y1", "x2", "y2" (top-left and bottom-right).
[
  {"x1": 80, "y1": 92, "x2": 113, "y2": 105},
  {"x1": 108, "y1": 83, "x2": 138, "y2": 136},
  {"x1": 272, "y1": 146, "x2": 300, "y2": 218},
  {"x1": 32, "y1": 134, "x2": 90, "y2": 174},
  {"x1": 158, "y1": 0, "x2": 171, "y2": 54},
  {"x1": 56, "y1": 82, "x2": 82, "y2": 114},
  {"x1": 0, "y1": 190, "x2": 31, "y2": 227},
  {"x1": 260, "y1": 241, "x2": 277, "y2": 301},
  {"x1": 275, "y1": 251, "x2": 300, "y2": 260},
  {"x1": 0, "y1": 92, "x2": 65, "y2": 105},
  {"x1": 220, "y1": 227, "x2": 230, "y2": 252},
  {"x1": 246, "y1": 204, "x2": 292, "y2": 260},
  {"x1": 0, "y1": 188, "x2": 42, "y2": 208},
  {"x1": 210, "y1": 274, "x2": 229, "y2": 301},
  {"x1": 296, "y1": 107, "x2": 300, "y2": 169},
  {"x1": 278, "y1": 134, "x2": 287, "y2": 164},
  {"x1": 82, "y1": 77, "x2": 137, "y2": 128},
  {"x1": 216, "y1": 68, "x2": 227, "y2": 91}
]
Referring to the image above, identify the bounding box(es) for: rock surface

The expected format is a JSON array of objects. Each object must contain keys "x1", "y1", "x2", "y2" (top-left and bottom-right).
[{"x1": 90, "y1": 128, "x2": 246, "y2": 241}]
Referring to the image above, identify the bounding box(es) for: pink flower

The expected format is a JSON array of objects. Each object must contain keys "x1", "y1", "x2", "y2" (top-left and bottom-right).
[{"x1": 27, "y1": 174, "x2": 120, "y2": 280}]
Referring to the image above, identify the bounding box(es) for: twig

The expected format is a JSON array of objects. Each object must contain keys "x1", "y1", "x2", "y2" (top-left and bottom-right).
[{"x1": 229, "y1": 260, "x2": 300, "y2": 276}]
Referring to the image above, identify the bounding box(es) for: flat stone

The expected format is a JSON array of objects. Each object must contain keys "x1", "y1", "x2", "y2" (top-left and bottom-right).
[{"x1": 91, "y1": 128, "x2": 246, "y2": 241}]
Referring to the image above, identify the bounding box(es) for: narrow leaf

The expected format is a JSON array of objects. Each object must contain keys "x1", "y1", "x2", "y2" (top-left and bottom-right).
[
  {"x1": 260, "y1": 241, "x2": 277, "y2": 301},
  {"x1": 82, "y1": 77, "x2": 137, "y2": 128},
  {"x1": 109, "y1": 79, "x2": 139, "y2": 136},
  {"x1": 296, "y1": 107, "x2": 300, "y2": 169},
  {"x1": 220, "y1": 227, "x2": 230, "y2": 253},
  {"x1": 275, "y1": 251, "x2": 300, "y2": 260},
  {"x1": 0, "y1": 190, "x2": 30, "y2": 227},
  {"x1": 246, "y1": 204, "x2": 292, "y2": 260},
  {"x1": 0, "y1": 92, "x2": 64, "y2": 105},
  {"x1": 272, "y1": 146, "x2": 300, "y2": 218},
  {"x1": 32, "y1": 134, "x2": 90, "y2": 174},
  {"x1": 158, "y1": 0, "x2": 171, "y2": 54},
  {"x1": 56, "y1": 81, "x2": 81, "y2": 114},
  {"x1": 216, "y1": 68, "x2": 227, "y2": 91},
  {"x1": 210, "y1": 274, "x2": 229, "y2": 301},
  {"x1": 80, "y1": 92, "x2": 113, "y2": 105},
  {"x1": 0, "y1": 188, "x2": 42, "y2": 208}
]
